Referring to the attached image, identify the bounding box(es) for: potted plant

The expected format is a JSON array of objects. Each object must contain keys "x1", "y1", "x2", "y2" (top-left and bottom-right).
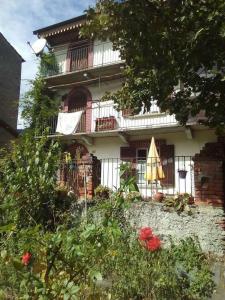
[
  {"x1": 153, "y1": 191, "x2": 165, "y2": 202},
  {"x1": 178, "y1": 169, "x2": 187, "y2": 179},
  {"x1": 164, "y1": 193, "x2": 194, "y2": 213},
  {"x1": 96, "y1": 116, "x2": 116, "y2": 131}
]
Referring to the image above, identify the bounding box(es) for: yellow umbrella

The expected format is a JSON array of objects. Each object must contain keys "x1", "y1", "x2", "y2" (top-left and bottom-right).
[{"x1": 145, "y1": 137, "x2": 165, "y2": 181}]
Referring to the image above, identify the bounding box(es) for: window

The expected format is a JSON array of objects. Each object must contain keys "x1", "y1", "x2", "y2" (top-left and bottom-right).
[{"x1": 136, "y1": 148, "x2": 147, "y2": 185}]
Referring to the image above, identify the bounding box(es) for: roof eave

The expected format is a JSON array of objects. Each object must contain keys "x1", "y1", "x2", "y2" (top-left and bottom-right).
[{"x1": 33, "y1": 14, "x2": 86, "y2": 36}]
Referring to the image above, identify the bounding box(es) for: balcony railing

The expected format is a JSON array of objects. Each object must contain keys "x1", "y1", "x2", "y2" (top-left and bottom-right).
[
  {"x1": 42, "y1": 41, "x2": 121, "y2": 77},
  {"x1": 37, "y1": 109, "x2": 86, "y2": 136},
  {"x1": 36, "y1": 102, "x2": 179, "y2": 136}
]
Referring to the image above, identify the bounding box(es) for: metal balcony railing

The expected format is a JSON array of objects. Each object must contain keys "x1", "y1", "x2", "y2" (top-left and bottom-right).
[
  {"x1": 42, "y1": 41, "x2": 122, "y2": 77},
  {"x1": 57, "y1": 156, "x2": 195, "y2": 199},
  {"x1": 36, "y1": 109, "x2": 86, "y2": 136}
]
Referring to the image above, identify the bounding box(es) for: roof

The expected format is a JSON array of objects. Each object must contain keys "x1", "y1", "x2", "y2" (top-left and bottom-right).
[
  {"x1": 0, "y1": 33, "x2": 25, "y2": 62},
  {"x1": 33, "y1": 14, "x2": 86, "y2": 36}
]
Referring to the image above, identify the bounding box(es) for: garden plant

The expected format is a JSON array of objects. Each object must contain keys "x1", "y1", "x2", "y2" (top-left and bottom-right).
[{"x1": 0, "y1": 135, "x2": 215, "y2": 299}]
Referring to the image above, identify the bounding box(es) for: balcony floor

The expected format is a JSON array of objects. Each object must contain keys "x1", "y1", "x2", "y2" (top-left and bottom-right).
[
  {"x1": 45, "y1": 62, "x2": 125, "y2": 88},
  {"x1": 41, "y1": 124, "x2": 186, "y2": 143}
]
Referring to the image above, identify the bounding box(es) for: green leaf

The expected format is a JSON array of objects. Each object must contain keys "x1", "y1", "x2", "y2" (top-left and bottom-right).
[
  {"x1": 63, "y1": 293, "x2": 70, "y2": 300},
  {"x1": 89, "y1": 270, "x2": 103, "y2": 282},
  {"x1": 12, "y1": 258, "x2": 23, "y2": 271},
  {"x1": 0, "y1": 223, "x2": 16, "y2": 233}
]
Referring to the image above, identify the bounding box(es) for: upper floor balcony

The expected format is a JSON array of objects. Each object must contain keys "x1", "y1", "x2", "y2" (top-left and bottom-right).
[
  {"x1": 42, "y1": 41, "x2": 122, "y2": 79},
  {"x1": 36, "y1": 100, "x2": 179, "y2": 138}
]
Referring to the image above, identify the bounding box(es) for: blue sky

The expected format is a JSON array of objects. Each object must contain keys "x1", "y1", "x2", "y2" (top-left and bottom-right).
[{"x1": 0, "y1": 0, "x2": 96, "y2": 126}]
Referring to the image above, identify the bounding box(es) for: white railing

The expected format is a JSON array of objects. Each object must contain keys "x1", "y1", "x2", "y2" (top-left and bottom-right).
[
  {"x1": 93, "y1": 40, "x2": 121, "y2": 67},
  {"x1": 44, "y1": 41, "x2": 122, "y2": 77},
  {"x1": 37, "y1": 101, "x2": 179, "y2": 136},
  {"x1": 91, "y1": 101, "x2": 178, "y2": 132}
]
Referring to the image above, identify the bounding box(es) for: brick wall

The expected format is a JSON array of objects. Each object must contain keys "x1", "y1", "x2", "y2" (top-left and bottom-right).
[
  {"x1": 59, "y1": 154, "x2": 101, "y2": 200},
  {"x1": 0, "y1": 34, "x2": 23, "y2": 145},
  {"x1": 77, "y1": 154, "x2": 101, "y2": 199},
  {"x1": 193, "y1": 138, "x2": 225, "y2": 206}
]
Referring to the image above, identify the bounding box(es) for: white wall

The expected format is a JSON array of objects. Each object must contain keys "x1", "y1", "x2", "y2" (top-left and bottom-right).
[
  {"x1": 53, "y1": 44, "x2": 69, "y2": 74},
  {"x1": 89, "y1": 79, "x2": 122, "y2": 100},
  {"x1": 83, "y1": 129, "x2": 217, "y2": 195},
  {"x1": 88, "y1": 137, "x2": 122, "y2": 189},
  {"x1": 130, "y1": 130, "x2": 217, "y2": 156}
]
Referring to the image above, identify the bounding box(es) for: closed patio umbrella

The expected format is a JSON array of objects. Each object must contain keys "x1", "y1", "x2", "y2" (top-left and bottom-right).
[{"x1": 145, "y1": 137, "x2": 165, "y2": 182}]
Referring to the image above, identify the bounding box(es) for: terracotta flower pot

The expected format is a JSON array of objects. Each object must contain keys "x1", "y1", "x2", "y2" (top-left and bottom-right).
[{"x1": 153, "y1": 192, "x2": 164, "y2": 202}]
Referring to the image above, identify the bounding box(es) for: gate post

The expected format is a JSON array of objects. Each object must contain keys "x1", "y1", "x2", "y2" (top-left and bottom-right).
[{"x1": 77, "y1": 154, "x2": 101, "y2": 200}]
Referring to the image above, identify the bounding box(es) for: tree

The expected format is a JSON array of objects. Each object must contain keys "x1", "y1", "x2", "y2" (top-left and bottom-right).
[
  {"x1": 82, "y1": 0, "x2": 225, "y2": 131},
  {"x1": 21, "y1": 53, "x2": 59, "y2": 130}
]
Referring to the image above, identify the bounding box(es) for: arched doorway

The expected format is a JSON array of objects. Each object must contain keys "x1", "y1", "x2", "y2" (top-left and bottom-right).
[{"x1": 63, "y1": 86, "x2": 92, "y2": 133}]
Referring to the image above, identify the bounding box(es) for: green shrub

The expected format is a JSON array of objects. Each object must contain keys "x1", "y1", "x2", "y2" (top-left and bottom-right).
[
  {"x1": 0, "y1": 137, "x2": 215, "y2": 299},
  {"x1": 0, "y1": 133, "x2": 71, "y2": 230},
  {"x1": 0, "y1": 200, "x2": 215, "y2": 300},
  {"x1": 164, "y1": 193, "x2": 194, "y2": 214},
  {"x1": 94, "y1": 185, "x2": 112, "y2": 201}
]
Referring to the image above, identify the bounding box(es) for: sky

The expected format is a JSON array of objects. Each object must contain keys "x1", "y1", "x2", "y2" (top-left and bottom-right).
[{"x1": 0, "y1": 0, "x2": 96, "y2": 127}]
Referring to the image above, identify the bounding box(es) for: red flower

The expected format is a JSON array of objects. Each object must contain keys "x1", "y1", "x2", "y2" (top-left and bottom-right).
[
  {"x1": 22, "y1": 252, "x2": 32, "y2": 266},
  {"x1": 139, "y1": 227, "x2": 153, "y2": 241},
  {"x1": 146, "y1": 235, "x2": 161, "y2": 251}
]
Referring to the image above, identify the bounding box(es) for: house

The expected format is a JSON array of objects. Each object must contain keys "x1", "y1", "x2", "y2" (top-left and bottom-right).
[
  {"x1": 0, "y1": 33, "x2": 24, "y2": 146},
  {"x1": 33, "y1": 15, "x2": 225, "y2": 204}
]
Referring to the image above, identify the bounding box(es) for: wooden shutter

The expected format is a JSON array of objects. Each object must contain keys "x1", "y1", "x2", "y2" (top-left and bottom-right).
[
  {"x1": 120, "y1": 146, "x2": 136, "y2": 162},
  {"x1": 160, "y1": 144, "x2": 175, "y2": 186}
]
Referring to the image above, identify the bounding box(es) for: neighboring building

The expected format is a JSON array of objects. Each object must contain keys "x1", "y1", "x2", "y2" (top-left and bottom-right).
[
  {"x1": 0, "y1": 33, "x2": 24, "y2": 146},
  {"x1": 33, "y1": 15, "x2": 224, "y2": 204}
]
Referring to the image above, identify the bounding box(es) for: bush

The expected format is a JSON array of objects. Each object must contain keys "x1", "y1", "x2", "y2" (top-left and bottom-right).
[
  {"x1": 0, "y1": 133, "x2": 72, "y2": 230},
  {"x1": 164, "y1": 193, "x2": 194, "y2": 214},
  {"x1": 94, "y1": 185, "x2": 112, "y2": 201},
  {"x1": 0, "y1": 137, "x2": 215, "y2": 299},
  {"x1": 0, "y1": 200, "x2": 215, "y2": 299}
]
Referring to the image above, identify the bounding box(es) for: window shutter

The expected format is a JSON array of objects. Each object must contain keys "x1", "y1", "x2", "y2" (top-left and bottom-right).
[
  {"x1": 160, "y1": 144, "x2": 175, "y2": 186},
  {"x1": 120, "y1": 147, "x2": 136, "y2": 162}
]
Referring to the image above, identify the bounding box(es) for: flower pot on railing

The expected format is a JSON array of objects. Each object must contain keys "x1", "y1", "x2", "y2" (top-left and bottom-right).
[
  {"x1": 96, "y1": 116, "x2": 116, "y2": 131},
  {"x1": 178, "y1": 170, "x2": 187, "y2": 179}
]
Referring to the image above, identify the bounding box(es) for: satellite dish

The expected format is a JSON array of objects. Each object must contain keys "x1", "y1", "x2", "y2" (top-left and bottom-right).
[{"x1": 31, "y1": 38, "x2": 47, "y2": 55}]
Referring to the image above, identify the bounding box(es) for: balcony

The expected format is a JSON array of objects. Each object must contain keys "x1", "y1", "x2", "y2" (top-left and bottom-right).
[
  {"x1": 36, "y1": 101, "x2": 179, "y2": 137},
  {"x1": 42, "y1": 41, "x2": 122, "y2": 78}
]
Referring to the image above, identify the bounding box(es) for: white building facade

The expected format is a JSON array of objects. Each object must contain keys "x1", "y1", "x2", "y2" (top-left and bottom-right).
[{"x1": 34, "y1": 15, "x2": 219, "y2": 201}]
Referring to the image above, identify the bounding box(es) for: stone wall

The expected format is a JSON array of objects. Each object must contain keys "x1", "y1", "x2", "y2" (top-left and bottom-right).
[{"x1": 126, "y1": 202, "x2": 225, "y2": 255}]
